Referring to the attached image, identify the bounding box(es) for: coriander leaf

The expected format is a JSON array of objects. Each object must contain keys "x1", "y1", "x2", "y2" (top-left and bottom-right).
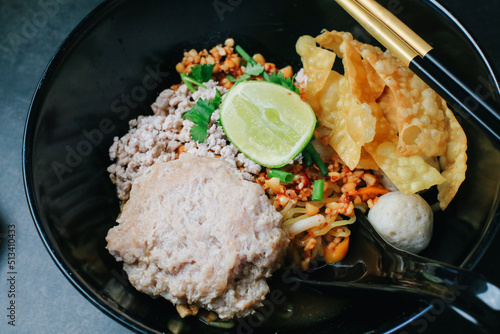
[
  {"x1": 183, "y1": 99, "x2": 213, "y2": 124},
  {"x1": 233, "y1": 45, "x2": 265, "y2": 82},
  {"x1": 211, "y1": 88, "x2": 222, "y2": 107},
  {"x1": 268, "y1": 72, "x2": 299, "y2": 94},
  {"x1": 189, "y1": 64, "x2": 214, "y2": 83},
  {"x1": 226, "y1": 75, "x2": 238, "y2": 83},
  {"x1": 180, "y1": 64, "x2": 214, "y2": 92},
  {"x1": 182, "y1": 99, "x2": 213, "y2": 142},
  {"x1": 245, "y1": 62, "x2": 264, "y2": 76},
  {"x1": 226, "y1": 69, "x2": 258, "y2": 84},
  {"x1": 226, "y1": 73, "x2": 251, "y2": 84},
  {"x1": 233, "y1": 45, "x2": 294, "y2": 89},
  {"x1": 225, "y1": 63, "x2": 263, "y2": 85},
  {"x1": 182, "y1": 89, "x2": 222, "y2": 143},
  {"x1": 235, "y1": 73, "x2": 251, "y2": 83},
  {"x1": 189, "y1": 122, "x2": 210, "y2": 143}
]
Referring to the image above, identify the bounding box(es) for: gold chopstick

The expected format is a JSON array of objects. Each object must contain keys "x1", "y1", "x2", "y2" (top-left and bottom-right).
[
  {"x1": 334, "y1": 0, "x2": 500, "y2": 147},
  {"x1": 355, "y1": 0, "x2": 433, "y2": 57},
  {"x1": 334, "y1": 0, "x2": 432, "y2": 66}
]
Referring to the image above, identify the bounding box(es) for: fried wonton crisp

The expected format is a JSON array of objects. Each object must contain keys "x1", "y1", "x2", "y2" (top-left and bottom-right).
[
  {"x1": 296, "y1": 29, "x2": 467, "y2": 209},
  {"x1": 437, "y1": 103, "x2": 468, "y2": 210},
  {"x1": 296, "y1": 35, "x2": 336, "y2": 111}
]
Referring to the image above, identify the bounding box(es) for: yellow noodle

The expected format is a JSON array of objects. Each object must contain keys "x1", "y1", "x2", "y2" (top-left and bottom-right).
[
  {"x1": 282, "y1": 213, "x2": 309, "y2": 227},
  {"x1": 279, "y1": 201, "x2": 295, "y2": 216},
  {"x1": 282, "y1": 208, "x2": 307, "y2": 222},
  {"x1": 286, "y1": 214, "x2": 326, "y2": 235},
  {"x1": 329, "y1": 225, "x2": 351, "y2": 238},
  {"x1": 311, "y1": 216, "x2": 356, "y2": 237}
]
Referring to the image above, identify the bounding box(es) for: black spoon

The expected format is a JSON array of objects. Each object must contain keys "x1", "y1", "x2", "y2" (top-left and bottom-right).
[{"x1": 288, "y1": 209, "x2": 500, "y2": 332}]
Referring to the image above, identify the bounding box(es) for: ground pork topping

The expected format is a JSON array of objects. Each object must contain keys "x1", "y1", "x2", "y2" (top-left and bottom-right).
[
  {"x1": 108, "y1": 80, "x2": 262, "y2": 201},
  {"x1": 106, "y1": 154, "x2": 289, "y2": 319}
]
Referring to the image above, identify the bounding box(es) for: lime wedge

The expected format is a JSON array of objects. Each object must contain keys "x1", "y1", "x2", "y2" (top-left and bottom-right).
[{"x1": 220, "y1": 81, "x2": 316, "y2": 167}]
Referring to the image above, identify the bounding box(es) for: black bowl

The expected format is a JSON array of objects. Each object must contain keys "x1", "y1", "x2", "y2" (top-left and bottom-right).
[{"x1": 23, "y1": 0, "x2": 500, "y2": 333}]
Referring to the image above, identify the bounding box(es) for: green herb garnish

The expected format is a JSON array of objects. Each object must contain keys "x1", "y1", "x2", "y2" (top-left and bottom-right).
[
  {"x1": 268, "y1": 72, "x2": 300, "y2": 94},
  {"x1": 227, "y1": 62, "x2": 265, "y2": 83},
  {"x1": 234, "y1": 45, "x2": 302, "y2": 92},
  {"x1": 182, "y1": 89, "x2": 221, "y2": 142},
  {"x1": 302, "y1": 150, "x2": 313, "y2": 166},
  {"x1": 305, "y1": 142, "x2": 329, "y2": 176},
  {"x1": 268, "y1": 169, "x2": 294, "y2": 183},
  {"x1": 311, "y1": 179, "x2": 325, "y2": 201},
  {"x1": 190, "y1": 64, "x2": 214, "y2": 83},
  {"x1": 181, "y1": 64, "x2": 214, "y2": 92},
  {"x1": 235, "y1": 45, "x2": 270, "y2": 81},
  {"x1": 180, "y1": 73, "x2": 197, "y2": 92},
  {"x1": 244, "y1": 62, "x2": 266, "y2": 77}
]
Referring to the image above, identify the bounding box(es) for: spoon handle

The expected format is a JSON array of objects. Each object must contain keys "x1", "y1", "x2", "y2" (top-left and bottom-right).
[
  {"x1": 388, "y1": 250, "x2": 500, "y2": 332},
  {"x1": 354, "y1": 210, "x2": 500, "y2": 331}
]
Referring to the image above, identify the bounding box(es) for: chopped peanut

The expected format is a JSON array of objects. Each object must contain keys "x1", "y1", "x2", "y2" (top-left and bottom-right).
[
  {"x1": 252, "y1": 53, "x2": 265, "y2": 65},
  {"x1": 266, "y1": 177, "x2": 284, "y2": 195},
  {"x1": 362, "y1": 173, "x2": 379, "y2": 187},
  {"x1": 306, "y1": 202, "x2": 320, "y2": 216},
  {"x1": 279, "y1": 66, "x2": 293, "y2": 78},
  {"x1": 175, "y1": 62, "x2": 185, "y2": 73},
  {"x1": 341, "y1": 182, "x2": 357, "y2": 193},
  {"x1": 264, "y1": 62, "x2": 276, "y2": 73}
]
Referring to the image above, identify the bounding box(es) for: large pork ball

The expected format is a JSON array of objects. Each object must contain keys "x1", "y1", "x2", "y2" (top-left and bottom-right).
[{"x1": 367, "y1": 191, "x2": 433, "y2": 254}]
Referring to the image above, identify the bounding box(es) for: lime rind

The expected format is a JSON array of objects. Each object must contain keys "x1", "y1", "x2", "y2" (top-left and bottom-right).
[{"x1": 220, "y1": 81, "x2": 316, "y2": 168}]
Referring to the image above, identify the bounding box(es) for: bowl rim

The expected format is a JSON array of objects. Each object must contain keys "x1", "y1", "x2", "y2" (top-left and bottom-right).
[{"x1": 22, "y1": 0, "x2": 500, "y2": 333}]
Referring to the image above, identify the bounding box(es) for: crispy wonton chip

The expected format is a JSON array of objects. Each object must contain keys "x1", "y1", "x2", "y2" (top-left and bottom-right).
[
  {"x1": 314, "y1": 71, "x2": 363, "y2": 169},
  {"x1": 357, "y1": 147, "x2": 379, "y2": 170},
  {"x1": 437, "y1": 101, "x2": 468, "y2": 210},
  {"x1": 363, "y1": 103, "x2": 445, "y2": 194},
  {"x1": 343, "y1": 42, "x2": 385, "y2": 102},
  {"x1": 315, "y1": 29, "x2": 352, "y2": 57},
  {"x1": 316, "y1": 71, "x2": 343, "y2": 128},
  {"x1": 377, "y1": 86, "x2": 398, "y2": 132},
  {"x1": 350, "y1": 41, "x2": 449, "y2": 157},
  {"x1": 367, "y1": 141, "x2": 446, "y2": 194},
  {"x1": 296, "y1": 35, "x2": 336, "y2": 111},
  {"x1": 316, "y1": 30, "x2": 385, "y2": 102},
  {"x1": 296, "y1": 29, "x2": 467, "y2": 205},
  {"x1": 314, "y1": 31, "x2": 381, "y2": 169},
  {"x1": 338, "y1": 76, "x2": 377, "y2": 152}
]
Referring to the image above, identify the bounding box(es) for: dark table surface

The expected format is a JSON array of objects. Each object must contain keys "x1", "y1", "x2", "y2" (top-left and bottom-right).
[{"x1": 1, "y1": 0, "x2": 499, "y2": 333}]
